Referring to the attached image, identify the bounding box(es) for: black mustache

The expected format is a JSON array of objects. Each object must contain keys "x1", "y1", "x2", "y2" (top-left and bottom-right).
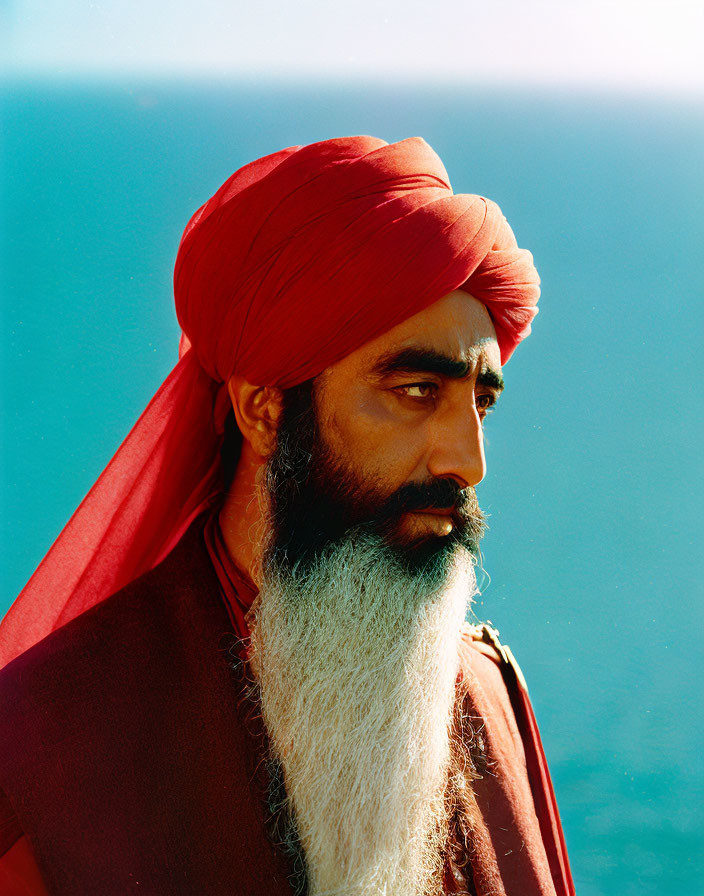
[{"x1": 379, "y1": 479, "x2": 478, "y2": 521}]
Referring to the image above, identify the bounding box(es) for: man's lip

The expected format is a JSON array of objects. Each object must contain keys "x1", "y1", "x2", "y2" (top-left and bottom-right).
[{"x1": 406, "y1": 508, "x2": 457, "y2": 536}]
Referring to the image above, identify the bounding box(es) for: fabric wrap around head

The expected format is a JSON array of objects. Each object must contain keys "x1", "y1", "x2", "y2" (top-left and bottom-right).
[{"x1": 0, "y1": 135, "x2": 540, "y2": 668}]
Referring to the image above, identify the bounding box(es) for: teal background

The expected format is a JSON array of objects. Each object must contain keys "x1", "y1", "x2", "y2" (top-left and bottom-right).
[{"x1": 2, "y1": 81, "x2": 703, "y2": 895}]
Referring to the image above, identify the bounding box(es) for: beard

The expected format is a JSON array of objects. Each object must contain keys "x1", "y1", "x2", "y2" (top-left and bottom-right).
[{"x1": 246, "y1": 380, "x2": 486, "y2": 896}]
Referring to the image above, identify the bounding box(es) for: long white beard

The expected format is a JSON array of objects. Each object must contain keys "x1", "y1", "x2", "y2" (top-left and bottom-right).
[{"x1": 248, "y1": 533, "x2": 478, "y2": 896}]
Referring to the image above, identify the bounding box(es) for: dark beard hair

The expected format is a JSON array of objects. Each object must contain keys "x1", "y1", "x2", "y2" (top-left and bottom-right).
[{"x1": 263, "y1": 378, "x2": 487, "y2": 576}]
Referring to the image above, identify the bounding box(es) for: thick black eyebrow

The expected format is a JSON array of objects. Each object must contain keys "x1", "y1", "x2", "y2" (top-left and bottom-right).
[
  {"x1": 372, "y1": 347, "x2": 504, "y2": 392},
  {"x1": 477, "y1": 367, "x2": 505, "y2": 392}
]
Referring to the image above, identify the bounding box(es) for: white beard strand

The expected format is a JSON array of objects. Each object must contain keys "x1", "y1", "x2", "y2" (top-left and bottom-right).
[{"x1": 248, "y1": 533, "x2": 479, "y2": 896}]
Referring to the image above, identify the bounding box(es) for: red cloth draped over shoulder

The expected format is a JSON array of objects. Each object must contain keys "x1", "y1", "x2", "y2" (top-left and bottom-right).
[{"x1": 0, "y1": 135, "x2": 540, "y2": 669}]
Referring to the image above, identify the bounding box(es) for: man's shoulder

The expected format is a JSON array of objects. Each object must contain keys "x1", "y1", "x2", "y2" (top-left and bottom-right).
[
  {"x1": 459, "y1": 621, "x2": 529, "y2": 689},
  {"x1": 1, "y1": 568, "x2": 166, "y2": 705},
  {"x1": 459, "y1": 621, "x2": 506, "y2": 671},
  {"x1": 0, "y1": 517, "x2": 228, "y2": 738}
]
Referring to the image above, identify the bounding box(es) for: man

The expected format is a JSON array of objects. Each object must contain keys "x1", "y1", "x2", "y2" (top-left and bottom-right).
[{"x1": 0, "y1": 136, "x2": 574, "y2": 895}]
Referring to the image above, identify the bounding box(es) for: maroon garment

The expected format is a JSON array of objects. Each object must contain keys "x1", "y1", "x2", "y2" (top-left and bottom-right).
[
  {"x1": 456, "y1": 635, "x2": 574, "y2": 896},
  {"x1": 0, "y1": 515, "x2": 294, "y2": 895},
  {"x1": 0, "y1": 513, "x2": 573, "y2": 895}
]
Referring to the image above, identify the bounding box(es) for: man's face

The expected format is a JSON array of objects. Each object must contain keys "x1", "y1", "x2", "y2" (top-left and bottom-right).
[{"x1": 265, "y1": 289, "x2": 503, "y2": 570}]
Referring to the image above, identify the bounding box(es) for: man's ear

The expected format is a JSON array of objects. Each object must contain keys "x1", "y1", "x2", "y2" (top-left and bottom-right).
[{"x1": 226, "y1": 374, "x2": 284, "y2": 460}]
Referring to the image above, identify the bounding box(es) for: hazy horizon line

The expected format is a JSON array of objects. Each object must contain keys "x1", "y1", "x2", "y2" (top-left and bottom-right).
[{"x1": 2, "y1": 69, "x2": 703, "y2": 106}]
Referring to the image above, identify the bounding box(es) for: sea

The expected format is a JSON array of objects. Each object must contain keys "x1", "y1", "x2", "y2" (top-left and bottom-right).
[{"x1": 1, "y1": 79, "x2": 703, "y2": 895}]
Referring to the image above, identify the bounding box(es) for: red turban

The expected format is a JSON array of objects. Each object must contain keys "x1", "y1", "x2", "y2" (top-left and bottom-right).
[{"x1": 0, "y1": 136, "x2": 539, "y2": 668}]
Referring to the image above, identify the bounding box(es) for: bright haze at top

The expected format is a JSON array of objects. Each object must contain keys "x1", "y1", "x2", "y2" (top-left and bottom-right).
[{"x1": 3, "y1": 0, "x2": 703, "y2": 95}]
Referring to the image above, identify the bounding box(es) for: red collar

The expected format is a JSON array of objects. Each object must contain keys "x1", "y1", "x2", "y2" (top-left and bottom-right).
[{"x1": 202, "y1": 509, "x2": 258, "y2": 646}]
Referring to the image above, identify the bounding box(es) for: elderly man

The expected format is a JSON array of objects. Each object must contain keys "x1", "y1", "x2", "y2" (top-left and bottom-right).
[{"x1": 0, "y1": 136, "x2": 574, "y2": 895}]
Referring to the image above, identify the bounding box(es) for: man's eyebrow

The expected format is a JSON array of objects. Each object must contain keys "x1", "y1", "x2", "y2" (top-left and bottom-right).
[
  {"x1": 477, "y1": 367, "x2": 505, "y2": 392},
  {"x1": 372, "y1": 347, "x2": 504, "y2": 391}
]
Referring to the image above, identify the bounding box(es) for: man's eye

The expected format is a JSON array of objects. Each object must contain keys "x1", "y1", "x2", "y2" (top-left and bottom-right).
[
  {"x1": 476, "y1": 394, "x2": 496, "y2": 414},
  {"x1": 398, "y1": 383, "x2": 437, "y2": 399}
]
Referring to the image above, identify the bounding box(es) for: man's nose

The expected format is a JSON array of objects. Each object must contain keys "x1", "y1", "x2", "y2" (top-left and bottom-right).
[{"x1": 427, "y1": 406, "x2": 486, "y2": 489}]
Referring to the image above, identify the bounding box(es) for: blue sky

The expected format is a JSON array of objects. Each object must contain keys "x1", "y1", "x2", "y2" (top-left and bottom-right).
[{"x1": 3, "y1": 0, "x2": 703, "y2": 93}]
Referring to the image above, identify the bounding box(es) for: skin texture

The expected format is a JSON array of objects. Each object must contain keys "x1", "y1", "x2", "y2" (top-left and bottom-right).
[{"x1": 219, "y1": 289, "x2": 503, "y2": 580}]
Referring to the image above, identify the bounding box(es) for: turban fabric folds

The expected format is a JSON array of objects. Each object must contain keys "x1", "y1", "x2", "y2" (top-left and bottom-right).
[{"x1": 0, "y1": 136, "x2": 539, "y2": 668}]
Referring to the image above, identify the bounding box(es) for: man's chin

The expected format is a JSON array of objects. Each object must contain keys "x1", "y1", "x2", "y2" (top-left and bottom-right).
[{"x1": 372, "y1": 519, "x2": 475, "y2": 578}]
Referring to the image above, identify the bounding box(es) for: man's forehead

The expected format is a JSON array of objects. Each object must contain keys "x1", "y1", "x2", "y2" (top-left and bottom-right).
[{"x1": 370, "y1": 290, "x2": 500, "y2": 369}]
